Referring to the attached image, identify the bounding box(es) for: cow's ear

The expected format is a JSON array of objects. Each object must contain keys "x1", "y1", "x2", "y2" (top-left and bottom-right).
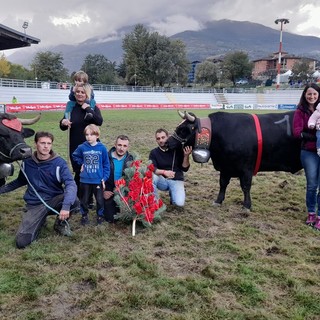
[{"x1": 23, "y1": 128, "x2": 35, "y2": 138}]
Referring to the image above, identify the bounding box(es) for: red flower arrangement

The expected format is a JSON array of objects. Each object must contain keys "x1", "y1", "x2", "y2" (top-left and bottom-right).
[{"x1": 113, "y1": 160, "x2": 166, "y2": 235}]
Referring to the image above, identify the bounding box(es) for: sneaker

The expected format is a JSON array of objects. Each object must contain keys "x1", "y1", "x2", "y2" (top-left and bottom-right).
[
  {"x1": 306, "y1": 213, "x2": 316, "y2": 225},
  {"x1": 81, "y1": 214, "x2": 90, "y2": 226},
  {"x1": 54, "y1": 218, "x2": 72, "y2": 237},
  {"x1": 313, "y1": 217, "x2": 320, "y2": 230},
  {"x1": 96, "y1": 216, "x2": 105, "y2": 225}
]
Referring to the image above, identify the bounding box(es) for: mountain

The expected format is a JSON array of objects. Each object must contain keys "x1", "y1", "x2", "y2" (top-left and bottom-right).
[
  {"x1": 7, "y1": 19, "x2": 320, "y2": 73},
  {"x1": 171, "y1": 20, "x2": 320, "y2": 62}
]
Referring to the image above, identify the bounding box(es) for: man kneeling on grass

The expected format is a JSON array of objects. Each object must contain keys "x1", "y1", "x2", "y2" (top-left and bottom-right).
[{"x1": 0, "y1": 131, "x2": 79, "y2": 249}]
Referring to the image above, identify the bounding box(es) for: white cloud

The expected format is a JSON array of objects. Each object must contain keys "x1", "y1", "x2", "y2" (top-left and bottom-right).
[
  {"x1": 296, "y1": 4, "x2": 320, "y2": 37},
  {"x1": 1, "y1": 0, "x2": 320, "y2": 51},
  {"x1": 51, "y1": 14, "x2": 91, "y2": 28},
  {"x1": 150, "y1": 15, "x2": 203, "y2": 36}
]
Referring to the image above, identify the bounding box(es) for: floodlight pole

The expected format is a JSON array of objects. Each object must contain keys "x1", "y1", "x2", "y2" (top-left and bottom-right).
[
  {"x1": 275, "y1": 18, "x2": 289, "y2": 90},
  {"x1": 22, "y1": 21, "x2": 29, "y2": 35}
]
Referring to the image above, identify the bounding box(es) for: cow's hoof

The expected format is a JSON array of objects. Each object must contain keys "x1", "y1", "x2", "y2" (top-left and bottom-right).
[
  {"x1": 240, "y1": 207, "x2": 251, "y2": 216},
  {"x1": 212, "y1": 202, "x2": 221, "y2": 207}
]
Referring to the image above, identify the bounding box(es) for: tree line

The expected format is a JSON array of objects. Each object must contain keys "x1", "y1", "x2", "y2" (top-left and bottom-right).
[{"x1": 0, "y1": 24, "x2": 314, "y2": 87}]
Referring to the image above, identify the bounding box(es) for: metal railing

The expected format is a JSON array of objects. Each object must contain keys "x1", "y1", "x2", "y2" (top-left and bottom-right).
[{"x1": 0, "y1": 78, "x2": 302, "y2": 94}]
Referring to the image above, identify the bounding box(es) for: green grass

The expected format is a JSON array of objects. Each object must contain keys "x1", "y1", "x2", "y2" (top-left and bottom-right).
[{"x1": 0, "y1": 109, "x2": 320, "y2": 319}]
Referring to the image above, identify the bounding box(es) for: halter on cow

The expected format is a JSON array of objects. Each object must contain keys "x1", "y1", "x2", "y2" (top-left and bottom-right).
[
  {"x1": 167, "y1": 110, "x2": 302, "y2": 211},
  {"x1": 0, "y1": 113, "x2": 41, "y2": 185}
]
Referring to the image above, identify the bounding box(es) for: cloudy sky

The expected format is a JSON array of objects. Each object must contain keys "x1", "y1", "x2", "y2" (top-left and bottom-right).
[{"x1": 1, "y1": 0, "x2": 320, "y2": 55}]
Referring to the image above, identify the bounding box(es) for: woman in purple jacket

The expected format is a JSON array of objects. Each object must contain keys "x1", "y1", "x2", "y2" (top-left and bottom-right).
[{"x1": 293, "y1": 83, "x2": 320, "y2": 229}]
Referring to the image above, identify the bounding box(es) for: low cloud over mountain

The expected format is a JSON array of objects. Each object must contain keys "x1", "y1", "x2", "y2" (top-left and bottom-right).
[{"x1": 7, "y1": 19, "x2": 320, "y2": 73}]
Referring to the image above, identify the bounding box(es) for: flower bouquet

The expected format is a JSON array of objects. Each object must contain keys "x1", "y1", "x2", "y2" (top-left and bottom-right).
[{"x1": 113, "y1": 160, "x2": 166, "y2": 236}]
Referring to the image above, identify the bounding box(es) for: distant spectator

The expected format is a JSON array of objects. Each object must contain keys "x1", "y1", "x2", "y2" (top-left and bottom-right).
[{"x1": 11, "y1": 96, "x2": 18, "y2": 103}]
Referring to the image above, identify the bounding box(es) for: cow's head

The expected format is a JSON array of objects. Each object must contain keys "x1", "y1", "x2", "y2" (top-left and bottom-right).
[
  {"x1": 0, "y1": 113, "x2": 41, "y2": 163},
  {"x1": 167, "y1": 110, "x2": 198, "y2": 150}
]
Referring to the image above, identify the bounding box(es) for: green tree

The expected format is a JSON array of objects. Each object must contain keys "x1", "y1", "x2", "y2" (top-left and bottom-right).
[
  {"x1": 123, "y1": 24, "x2": 150, "y2": 86},
  {"x1": 116, "y1": 60, "x2": 127, "y2": 80},
  {"x1": 30, "y1": 51, "x2": 69, "y2": 82},
  {"x1": 0, "y1": 53, "x2": 11, "y2": 77},
  {"x1": 222, "y1": 51, "x2": 253, "y2": 86},
  {"x1": 147, "y1": 32, "x2": 173, "y2": 86},
  {"x1": 290, "y1": 59, "x2": 314, "y2": 83},
  {"x1": 195, "y1": 60, "x2": 219, "y2": 86},
  {"x1": 81, "y1": 54, "x2": 117, "y2": 84},
  {"x1": 8, "y1": 63, "x2": 33, "y2": 80},
  {"x1": 123, "y1": 24, "x2": 189, "y2": 87},
  {"x1": 168, "y1": 40, "x2": 189, "y2": 87}
]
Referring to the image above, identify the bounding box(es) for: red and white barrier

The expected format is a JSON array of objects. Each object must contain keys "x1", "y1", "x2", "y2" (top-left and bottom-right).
[{"x1": 5, "y1": 103, "x2": 212, "y2": 113}]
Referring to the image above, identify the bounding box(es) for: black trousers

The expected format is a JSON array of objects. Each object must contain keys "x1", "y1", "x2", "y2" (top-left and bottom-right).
[
  {"x1": 73, "y1": 166, "x2": 93, "y2": 205},
  {"x1": 104, "y1": 196, "x2": 119, "y2": 223},
  {"x1": 16, "y1": 194, "x2": 79, "y2": 249},
  {"x1": 79, "y1": 183, "x2": 104, "y2": 217}
]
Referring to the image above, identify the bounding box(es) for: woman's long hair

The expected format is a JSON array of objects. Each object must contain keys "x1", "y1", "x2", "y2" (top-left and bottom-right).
[{"x1": 297, "y1": 83, "x2": 320, "y2": 111}]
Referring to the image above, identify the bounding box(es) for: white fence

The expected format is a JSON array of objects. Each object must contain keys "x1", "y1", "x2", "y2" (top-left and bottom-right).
[{"x1": 0, "y1": 86, "x2": 303, "y2": 106}]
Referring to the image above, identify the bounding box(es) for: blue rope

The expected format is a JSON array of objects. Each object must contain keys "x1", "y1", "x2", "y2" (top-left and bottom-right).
[{"x1": 17, "y1": 161, "x2": 72, "y2": 235}]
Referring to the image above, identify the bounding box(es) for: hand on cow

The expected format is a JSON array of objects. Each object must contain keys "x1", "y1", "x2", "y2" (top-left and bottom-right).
[
  {"x1": 59, "y1": 209, "x2": 70, "y2": 221},
  {"x1": 103, "y1": 190, "x2": 114, "y2": 200},
  {"x1": 183, "y1": 146, "x2": 192, "y2": 156}
]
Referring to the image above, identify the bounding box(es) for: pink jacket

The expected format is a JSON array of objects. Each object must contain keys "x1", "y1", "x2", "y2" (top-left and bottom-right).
[{"x1": 308, "y1": 105, "x2": 320, "y2": 128}]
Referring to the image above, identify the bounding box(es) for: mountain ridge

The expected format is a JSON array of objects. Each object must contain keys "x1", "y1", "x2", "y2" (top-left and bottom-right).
[{"x1": 7, "y1": 19, "x2": 320, "y2": 73}]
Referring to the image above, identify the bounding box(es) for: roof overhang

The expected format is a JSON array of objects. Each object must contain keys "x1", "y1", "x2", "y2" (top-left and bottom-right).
[{"x1": 0, "y1": 23, "x2": 40, "y2": 50}]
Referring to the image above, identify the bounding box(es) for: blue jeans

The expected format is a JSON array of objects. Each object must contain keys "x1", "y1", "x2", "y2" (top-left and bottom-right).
[
  {"x1": 153, "y1": 174, "x2": 186, "y2": 207},
  {"x1": 300, "y1": 150, "x2": 320, "y2": 214},
  {"x1": 317, "y1": 131, "x2": 320, "y2": 150}
]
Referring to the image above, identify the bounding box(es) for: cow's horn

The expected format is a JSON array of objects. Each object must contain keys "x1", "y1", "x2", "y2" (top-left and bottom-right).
[
  {"x1": 185, "y1": 111, "x2": 195, "y2": 122},
  {"x1": 178, "y1": 110, "x2": 185, "y2": 119},
  {"x1": 17, "y1": 114, "x2": 41, "y2": 125}
]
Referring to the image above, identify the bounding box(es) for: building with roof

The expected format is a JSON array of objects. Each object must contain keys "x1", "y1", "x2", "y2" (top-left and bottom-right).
[
  {"x1": 252, "y1": 52, "x2": 316, "y2": 81},
  {"x1": 0, "y1": 23, "x2": 40, "y2": 51}
]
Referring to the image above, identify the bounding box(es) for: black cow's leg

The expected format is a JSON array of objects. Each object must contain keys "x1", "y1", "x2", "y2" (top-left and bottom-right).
[
  {"x1": 214, "y1": 172, "x2": 231, "y2": 206},
  {"x1": 239, "y1": 172, "x2": 253, "y2": 210}
]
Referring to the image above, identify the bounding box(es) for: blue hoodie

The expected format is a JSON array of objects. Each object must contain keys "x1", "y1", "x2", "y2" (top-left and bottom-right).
[
  {"x1": 0, "y1": 151, "x2": 77, "y2": 211},
  {"x1": 72, "y1": 141, "x2": 110, "y2": 184}
]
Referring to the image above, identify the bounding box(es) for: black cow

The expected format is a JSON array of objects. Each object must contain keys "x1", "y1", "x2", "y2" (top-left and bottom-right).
[
  {"x1": 0, "y1": 113, "x2": 41, "y2": 185},
  {"x1": 167, "y1": 110, "x2": 302, "y2": 211}
]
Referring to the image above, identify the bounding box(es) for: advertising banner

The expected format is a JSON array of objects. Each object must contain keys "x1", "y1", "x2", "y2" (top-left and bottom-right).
[
  {"x1": 278, "y1": 104, "x2": 296, "y2": 110},
  {"x1": 5, "y1": 103, "x2": 211, "y2": 112}
]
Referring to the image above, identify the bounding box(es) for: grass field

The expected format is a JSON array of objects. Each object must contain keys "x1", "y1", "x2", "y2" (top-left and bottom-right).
[{"x1": 0, "y1": 109, "x2": 320, "y2": 320}]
